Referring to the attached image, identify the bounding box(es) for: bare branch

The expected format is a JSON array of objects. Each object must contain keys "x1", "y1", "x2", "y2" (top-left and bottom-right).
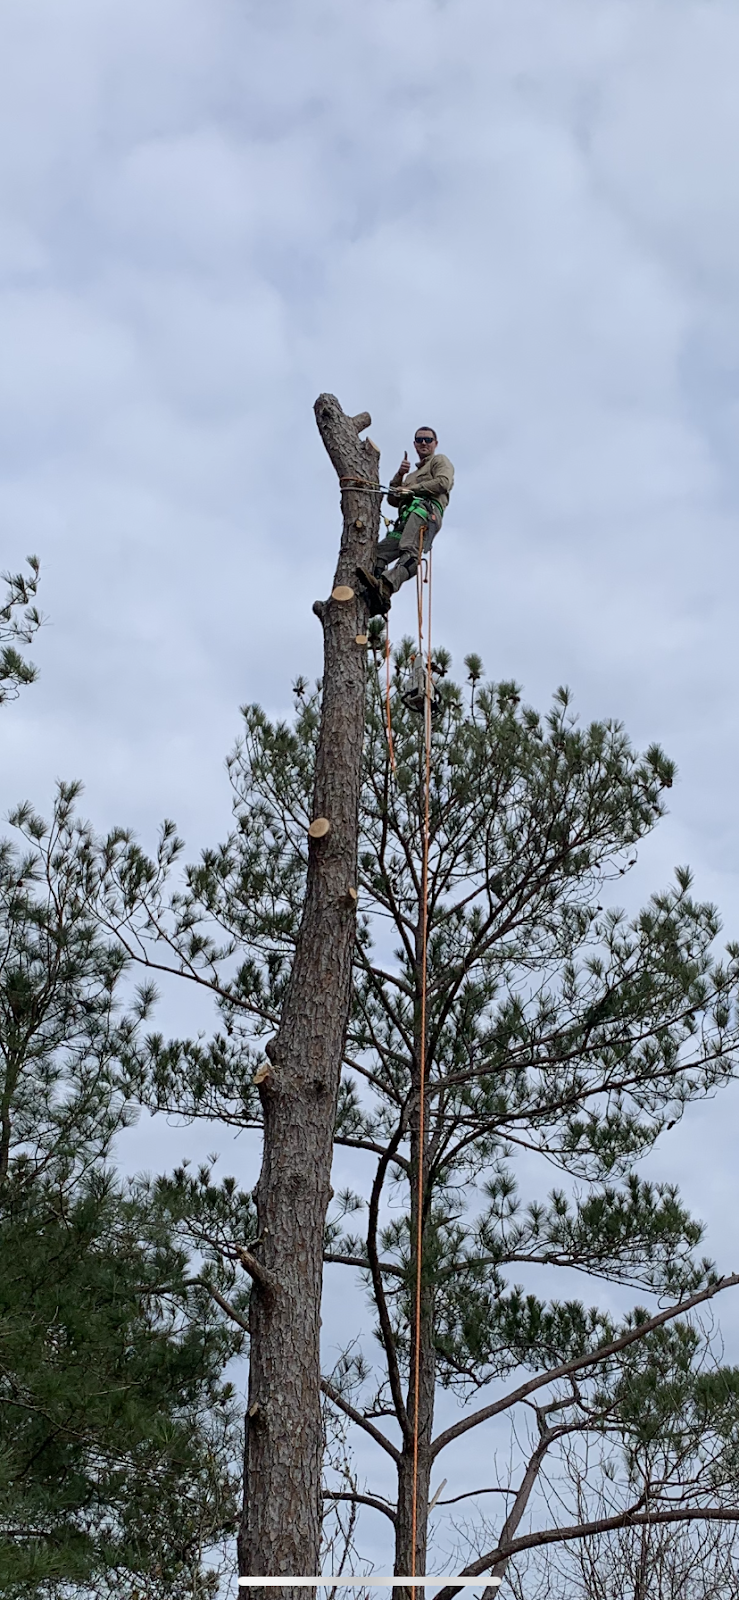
[
  {"x1": 320, "y1": 1378, "x2": 399, "y2": 1463},
  {"x1": 322, "y1": 1488, "x2": 397, "y2": 1526},
  {"x1": 324, "y1": 1253, "x2": 404, "y2": 1278},
  {"x1": 433, "y1": 1506, "x2": 739, "y2": 1600},
  {"x1": 200, "y1": 1280, "x2": 251, "y2": 1332}
]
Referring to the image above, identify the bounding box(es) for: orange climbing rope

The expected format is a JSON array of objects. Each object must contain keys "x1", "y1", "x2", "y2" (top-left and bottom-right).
[
  {"x1": 385, "y1": 630, "x2": 397, "y2": 775},
  {"x1": 410, "y1": 527, "x2": 433, "y2": 1584}
]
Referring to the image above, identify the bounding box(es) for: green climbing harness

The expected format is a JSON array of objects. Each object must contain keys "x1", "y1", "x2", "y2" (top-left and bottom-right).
[{"x1": 387, "y1": 493, "x2": 445, "y2": 540}]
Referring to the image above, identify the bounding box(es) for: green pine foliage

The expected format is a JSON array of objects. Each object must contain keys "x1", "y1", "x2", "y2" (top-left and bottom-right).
[
  {"x1": 0, "y1": 786, "x2": 242, "y2": 1597},
  {"x1": 94, "y1": 643, "x2": 739, "y2": 1562},
  {"x1": 0, "y1": 558, "x2": 41, "y2": 705}
]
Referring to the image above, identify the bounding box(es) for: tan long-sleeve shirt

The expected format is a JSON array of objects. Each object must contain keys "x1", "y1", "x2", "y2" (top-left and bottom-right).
[{"x1": 387, "y1": 452, "x2": 455, "y2": 512}]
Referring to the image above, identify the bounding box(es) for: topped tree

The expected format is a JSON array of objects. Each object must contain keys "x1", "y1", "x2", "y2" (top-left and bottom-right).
[{"x1": 238, "y1": 396, "x2": 383, "y2": 1592}]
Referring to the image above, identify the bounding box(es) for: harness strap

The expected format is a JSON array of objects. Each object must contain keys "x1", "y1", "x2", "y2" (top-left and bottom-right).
[{"x1": 390, "y1": 493, "x2": 444, "y2": 539}]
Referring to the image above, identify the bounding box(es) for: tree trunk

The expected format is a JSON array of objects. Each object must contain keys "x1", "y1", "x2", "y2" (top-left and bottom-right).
[
  {"x1": 394, "y1": 1287, "x2": 435, "y2": 1596},
  {"x1": 394, "y1": 910, "x2": 436, "y2": 1600},
  {"x1": 634, "y1": 1512, "x2": 650, "y2": 1600},
  {"x1": 238, "y1": 397, "x2": 381, "y2": 1597}
]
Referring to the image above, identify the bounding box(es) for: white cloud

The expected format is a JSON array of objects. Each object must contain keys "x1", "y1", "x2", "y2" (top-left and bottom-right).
[{"x1": 3, "y1": 0, "x2": 739, "y2": 1568}]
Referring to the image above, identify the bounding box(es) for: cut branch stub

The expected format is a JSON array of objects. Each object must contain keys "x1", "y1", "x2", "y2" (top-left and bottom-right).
[
  {"x1": 308, "y1": 817, "x2": 331, "y2": 839},
  {"x1": 331, "y1": 585, "x2": 355, "y2": 602}
]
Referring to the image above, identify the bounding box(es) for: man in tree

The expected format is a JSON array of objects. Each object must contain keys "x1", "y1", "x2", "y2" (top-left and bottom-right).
[{"x1": 358, "y1": 426, "x2": 454, "y2": 614}]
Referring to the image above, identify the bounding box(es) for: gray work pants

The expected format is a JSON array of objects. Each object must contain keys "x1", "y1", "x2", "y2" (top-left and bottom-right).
[{"x1": 375, "y1": 505, "x2": 442, "y2": 594}]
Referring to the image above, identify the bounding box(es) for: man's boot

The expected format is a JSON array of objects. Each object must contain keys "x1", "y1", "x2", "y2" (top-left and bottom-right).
[{"x1": 356, "y1": 566, "x2": 392, "y2": 617}]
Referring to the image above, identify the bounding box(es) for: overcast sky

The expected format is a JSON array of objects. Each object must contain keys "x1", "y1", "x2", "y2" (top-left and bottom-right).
[{"x1": 3, "y1": 0, "x2": 739, "y2": 1581}]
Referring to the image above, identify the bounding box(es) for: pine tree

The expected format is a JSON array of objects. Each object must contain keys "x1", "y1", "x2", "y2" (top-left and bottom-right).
[
  {"x1": 0, "y1": 785, "x2": 241, "y2": 1598},
  {"x1": 95, "y1": 642, "x2": 739, "y2": 1591}
]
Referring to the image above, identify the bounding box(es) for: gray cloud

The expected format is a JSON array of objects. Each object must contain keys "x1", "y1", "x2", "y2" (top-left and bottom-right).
[{"x1": 3, "y1": 0, "x2": 739, "y2": 1573}]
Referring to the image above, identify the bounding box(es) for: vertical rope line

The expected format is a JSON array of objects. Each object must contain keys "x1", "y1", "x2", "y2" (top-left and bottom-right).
[
  {"x1": 410, "y1": 528, "x2": 433, "y2": 1586},
  {"x1": 416, "y1": 537, "x2": 425, "y2": 646},
  {"x1": 385, "y1": 628, "x2": 396, "y2": 775}
]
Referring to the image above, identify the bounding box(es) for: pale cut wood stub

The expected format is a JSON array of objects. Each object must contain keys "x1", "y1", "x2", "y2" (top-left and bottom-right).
[
  {"x1": 253, "y1": 1064, "x2": 271, "y2": 1086},
  {"x1": 239, "y1": 395, "x2": 381, "y2": 1600},
  {"x1": 331, "y1": 585, "x2": 355, "y2": 602},
  {"x1": 355, "y1": 634, "x2": 368, "y2": 646},
  {"x1": 307, "y1": 817, "x2": 331, "y2": 839}
]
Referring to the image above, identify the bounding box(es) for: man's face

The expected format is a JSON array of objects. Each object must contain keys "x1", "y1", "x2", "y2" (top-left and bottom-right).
[{"x1": 415, "y1": 430, "x2": 437, "y2": 462}]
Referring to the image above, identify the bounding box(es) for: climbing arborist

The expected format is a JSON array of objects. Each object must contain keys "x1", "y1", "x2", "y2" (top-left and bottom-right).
[{"x1": 357, "y1": 427, "x2": 454, "y2": 616}]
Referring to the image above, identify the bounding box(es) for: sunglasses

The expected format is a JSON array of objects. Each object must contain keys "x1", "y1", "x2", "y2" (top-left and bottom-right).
[{"x1": 415, "y1": 435, "x2": 436, "y2": 445}]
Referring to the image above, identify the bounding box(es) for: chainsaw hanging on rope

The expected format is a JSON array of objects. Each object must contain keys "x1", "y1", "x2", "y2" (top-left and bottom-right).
[{"x1": 402, "y1": 652, "x2": 438, "y2": 717}]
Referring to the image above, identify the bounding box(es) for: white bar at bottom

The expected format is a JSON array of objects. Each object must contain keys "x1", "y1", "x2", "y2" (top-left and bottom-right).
[{"x1": 238, "y1": 1579, "x2": 500, "y2": 1588}]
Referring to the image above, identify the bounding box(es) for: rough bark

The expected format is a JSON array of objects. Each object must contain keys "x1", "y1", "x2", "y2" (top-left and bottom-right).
[
  {"x1": 394, "y1": 1289, "x2": 434, "y2": 1594},
  {"x1": 394, "y1": 921, "x2": 435, "y2": 1599},
  {"x1": 238, "y1": 397, "x2": 381, "y2": 1597}
]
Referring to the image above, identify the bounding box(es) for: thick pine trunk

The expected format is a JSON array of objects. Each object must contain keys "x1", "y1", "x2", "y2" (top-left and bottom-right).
[{"x1": 238, "y1": 397, "x2": 381, "y2": 1597}]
